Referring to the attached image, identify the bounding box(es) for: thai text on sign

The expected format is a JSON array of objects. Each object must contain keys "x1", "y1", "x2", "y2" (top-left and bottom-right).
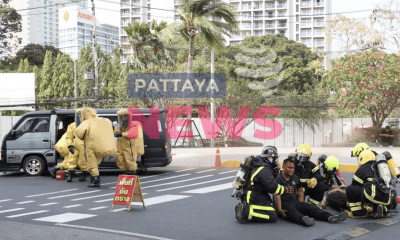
[{"x1": 111, "y1": 175, "x2": 145, "y2": 211}]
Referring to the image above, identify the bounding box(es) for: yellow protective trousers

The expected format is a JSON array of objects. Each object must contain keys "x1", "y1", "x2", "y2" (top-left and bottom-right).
[
  {"x1": 115, "y1": 129, "x2": 138, "y2": 172},
  {"x1": 58, "y1": 155, "x2": 72, "y2": 170},
  {"x1": 68, "y1": 146, "x2": 87, "y2": 171},
  {"x1": 86, "y1": 147, "x2": 103, "y2": 177}
]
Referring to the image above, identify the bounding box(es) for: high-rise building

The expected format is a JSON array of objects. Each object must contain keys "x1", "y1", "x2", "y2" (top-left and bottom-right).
[
  {"x1": 59, "y1": 3, "x2": 119, "y2": 60},
  {"x1": 228, "y1": 0, "x2": 332, "y2": 53}
]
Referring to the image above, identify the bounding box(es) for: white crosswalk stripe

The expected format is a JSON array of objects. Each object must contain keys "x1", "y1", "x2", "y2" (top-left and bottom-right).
[
  {"x1": 47, "y1": 190, "x2": 101, "y2": 199},
  {"x1": 110, "y1": 174, "x2": 191, "y2": 189},
  {"x1": 88, "y1": 206, "x2": 109, "y2": 211},
  {"x1": 33, "y1": 213, "x2": 96, "y2": 223},
  {"x1": 157, "y1": 176, "x2": 233, "y2": 192},
  {"x1": 0, "y1": 199, "x2": 13, "y2": 203},
  {"x1": 131, "y1": 195, "x2": 190, "y2": 206},
  {"x1": 218, "y1": 170, "x2": 237, "y2": 175},
  {"x1": 16, "y1": 201, "x2": 35, "y2": 205},
  {"x1": 63, "y1": 204, "x2": 82, "y2": 208},
  {"x1": 101, "y1": 182, "x2": 117, "y2": 186},
  {"x1": 39, "y1": 203, "x2": 58, "y2": 206},
  {"x1": 141, "y1": 175, "x2": 213, "y2": 189},
  {"x1": 71, "y1": 193, "x2": 115, "y2": 201},
  {"x1": 0, "y1": 208, "x2": 25, "y2": 214},
  {"x1": 26, "y1": 189, "x2": 78, "y2": 198},
  {"x1": 195, "y1": 169, "x2": 216, "y2": 173},
  {"x1": 175, "y1": 168, "x2": 196, "y2": 172},
  {"x1": 6, "y1": 210, "x2": 49, "y2": 218},
  {"x1": 181, "y1": 183, "x2": 232, "y2": 194}
]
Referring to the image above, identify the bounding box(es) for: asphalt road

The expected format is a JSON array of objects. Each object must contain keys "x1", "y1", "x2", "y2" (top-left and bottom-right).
[{"x1": 0, "y1": 167, "x2": 399, "y2": 240}]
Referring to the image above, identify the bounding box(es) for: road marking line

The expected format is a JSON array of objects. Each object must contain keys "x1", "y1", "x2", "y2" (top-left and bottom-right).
[
  {"x1": 141, "y1": 175, "x2": 213, "y2": 189},
  {"x1": 140, "y1": 173, "x2": 171, "y2": 179},
  {"x1": 71, "y1": 193, "x2": 115, "y2": 201},
  {"x1": 34, "y1": 213, "x2": 96, "y2": 223},
  {"x1": 6, "y1": 210, "x2": 49, "y2": 218},
  {"x1": 181, "y1": 183, "x2": 232, "y2": 194},
  {"x1": 101, "y1": 182, "x2": 117, "y2": 185},
  {"x1": 218, "y1": 170, "x2": 237, "y2": 174},
  {"x1": 26, "y1": 189, "x2": 78, "y2": 198},
  {"x1": 55, "y1": 223, "x2": 173, "y2": 240},
  {"x1": 63, "y1": 204, "x2": 82, "y2": 208},
  {"x1": 0, "y1": 208, "x2": 25, "y2": 214},
  {"x1": 16, "y1": 201, "x2": 35, "y2": 204},
  {"x1": 0, "y1": 199, "x2": 13, "y2": 203},
  {"x1": 196, "y1": 169, "x2": 216, "y2": 173},
  {"x1": 39, "y1": 202, "x2": 58, "y2": 206},
  {"x1": 112, "y1": 208, "x2": 128, "y2": 212},
  {"x1": 110, "y1": 174, "x2": 191, "y2": 189},
  {"x1": 175, "y1": 168, "x2": 196, "y2": 172},
  {"x1": 130, "y1": 195, "x2": 190, "y2": 206},
  {"x1": 157, "y1": 176, "x2": 233, "y2": 192},
  {"x1": 94, "y1": 193, "x2": 148, "y2": 203},
  {"x1": 88, "y1": 206, "x2": 108, "y2": 210},
  {"x1": 47, "y1": 190, "x2": 101, "y2": 199}
]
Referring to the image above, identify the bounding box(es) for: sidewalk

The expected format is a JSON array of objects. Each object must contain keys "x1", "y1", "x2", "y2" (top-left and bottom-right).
[{"x1": 170, "y1": 146, "x2": 400, "y2": 167}]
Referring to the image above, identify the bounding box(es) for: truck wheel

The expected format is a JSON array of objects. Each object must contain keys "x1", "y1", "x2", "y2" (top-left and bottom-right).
[{"x1": 23, "y1": 156, "x2": 46, "y2": 176}]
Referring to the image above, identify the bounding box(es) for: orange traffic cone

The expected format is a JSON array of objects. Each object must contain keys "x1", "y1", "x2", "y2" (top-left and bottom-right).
[{"x1": 213, "y1": 146, "x2": 223, "y2": 168}]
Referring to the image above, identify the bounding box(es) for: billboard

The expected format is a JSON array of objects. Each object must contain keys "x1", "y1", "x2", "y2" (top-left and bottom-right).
[{"x1": 0, "y1": 73, "x2": 35, "y2": 111}]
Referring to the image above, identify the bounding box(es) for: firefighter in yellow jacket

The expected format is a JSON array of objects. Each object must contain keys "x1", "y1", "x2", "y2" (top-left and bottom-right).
[
  {"x1": 65, "y1": 121, "x2": 87, "y2": 182},
  {"x1": 113, "y1": 109, "x2": 145, "y2": 175}
]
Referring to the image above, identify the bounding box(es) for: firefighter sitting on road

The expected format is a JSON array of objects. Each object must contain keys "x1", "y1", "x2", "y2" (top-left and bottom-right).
[
  {"x1": 288, "y1": 143, "x2": 316, "y2": 198},
  {"x1": 235, "y1": 146, "x2": 293, "y2": 223},
  {"x1": 307, "y1": 155, "x2": 347, "y2": 208},
  {"x1": 275, "y1": 158, "x2": 348, "y2": 226},
  {"x1": 346, "y1": 150, "x2": 391, "y2": 219}
]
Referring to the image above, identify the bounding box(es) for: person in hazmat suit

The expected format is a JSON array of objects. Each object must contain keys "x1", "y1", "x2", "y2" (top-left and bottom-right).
[
  {"x1": 75, "y1": 107, "x2": 117, "y2": 187},
  {"x1": 65, "y1": 119, "x2": 87, "y2": 182},
  {"x1": 235, "y1": 146, "x2": 294, "y2": 224},
  {"x1": 49, "y1": 119, "x2": 73, "y2": 178},
  {"x1": 288, "y1": 144, "x2": 316, "y2": 197},
  {"x1": 346, "y1": 150, "x2": 391, "y2": 219},
  {"x1": 275, "y1": 158, "x2": 348, "y2": 226},
  {"x1": 307, "y1": 155, "x2": 347, "y2": 208},
  {"x1": 113, "y1": 109, "x2": 145, "y2": 175}
]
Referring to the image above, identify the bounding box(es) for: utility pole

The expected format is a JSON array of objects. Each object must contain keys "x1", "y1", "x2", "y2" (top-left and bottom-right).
[
  {"x1": 211, "y1": 48, "x2": 215, "y2": 148},
  {"x1": 74, "y1": 60, "x2": 77, "y2": 109},
  {"x1": 91, "y1": 0, "x2": 99, "y2": 107}
]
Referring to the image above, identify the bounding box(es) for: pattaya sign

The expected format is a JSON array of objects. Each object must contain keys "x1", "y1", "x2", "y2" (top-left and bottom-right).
[
  {"x1": 78, "y1": 11, "x2": 93, "y2": 21},
  {"x1": 111, "y1": 175, "x2": 145, "y2": 211}
]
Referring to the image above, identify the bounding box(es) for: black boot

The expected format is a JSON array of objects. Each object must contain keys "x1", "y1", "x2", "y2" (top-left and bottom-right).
[
  {"x1": 49, "y1": 165, "x2": 60, "y2": 179},
  {"x1": 79, "y1": 171, "x2": 87, "y2": 182},
  {"x1": 66, "y1": 170, "x2": 74, "y2": 182},
  {"x1": 87, "y1": 176, "x2": 100, "y2": 187}
]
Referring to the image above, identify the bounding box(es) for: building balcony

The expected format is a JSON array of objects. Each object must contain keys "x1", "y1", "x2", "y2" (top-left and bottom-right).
[
  {"x1": 133, "y1": 0, "x2": 141, "y2": 5},
  {"x1": 302, "y1": 41, "x2": 311, "y2": 47},
  {"x1": 253, "y1": 15, "x2": 263, "y2": 20},
  {"x1": 301, "y1": 32, "x2": 311, "y2": 37},
  {"x1": 121, "y1": 12, "x2": 130, "y2": 17},
  {"x1": 121, "y1": 2, "x2": 130, "y2": 8},
  {"x1": 301, "y1": 1, "x2": 311, "y2": 7},
  {"x1": 132, "y1": 12, "x2": 140, "y2": 16},
  {"x1": 254, "y1": 31, "x2": 263, "y2": 37},
  {"x1": 175, "y1": 0, "x2": 182, "y2": 4},
  {"x1": 314, "y1": 21, "x2": 324, "y2": 27},
  {"x1": 242, "y1": 6, "x2": 252, "y2": 10},
  {"x1": 267, "y1": 15, "x2": 275, "y2": 18},
  {"x1": 265, "y1": 24, "x2": 275, "y2": 28},
  {"x1": 265, "y1": 4, "x2": 275, "y2": 9},
  {"x1": 241, "y1": 16, "x2": 252, "y2": 20},
  {"x1": 254, "y1": 25, "x2": 263, "y2": 29},
  {"x1": 277, "y1": 4, "x2": 287, "y2": 8},
  {"x1": 314, "y1": 1, "x2": 324, "y2": 7},
  {"x1": 277, "y1": 14, "x2": 286, "y2": 18},
  {"x1": 277, "y1": 23, "x2": 287, "y2": 28},
  {"x1": 253, "y1": 5, "x2": 262, "y2": 10},
  {"x1": 301, "y1": 22, "x2": 312, "y2": 27}
]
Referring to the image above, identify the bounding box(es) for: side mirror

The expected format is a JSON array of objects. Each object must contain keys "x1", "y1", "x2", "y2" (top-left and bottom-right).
[{"x1": 11, "y1": 130, "x2": 16, "y2": 136}]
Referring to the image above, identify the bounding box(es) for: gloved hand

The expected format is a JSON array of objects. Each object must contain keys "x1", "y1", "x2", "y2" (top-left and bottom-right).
[
  {"x1": 68, "y1": 145, "x2": 74, "y2": 154},
  {"x1": 113, "y1": 121, "x2": 120, "y2": 129},
  {"x1": 114, "y1": 132, "x2": 122, "y2": 138},
  {"x1": 308, "y1": 177, "x2": 318, "y2": 188}
]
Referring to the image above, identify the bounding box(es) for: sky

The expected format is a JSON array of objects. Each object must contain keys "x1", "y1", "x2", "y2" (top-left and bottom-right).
[{"x1": 331, "y1": 0, "x2": 383, "y2": 53}]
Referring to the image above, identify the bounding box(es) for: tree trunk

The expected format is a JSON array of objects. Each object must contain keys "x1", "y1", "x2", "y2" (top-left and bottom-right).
[{"x1": 187, "y1": 36, "x2": 195, "y2": 73}]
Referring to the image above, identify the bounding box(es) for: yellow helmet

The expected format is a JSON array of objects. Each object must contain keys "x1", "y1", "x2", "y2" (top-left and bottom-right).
[
  {"x1": 296, "y1": 143, "x2": 312, "y2": 162},
  {"x1": 358, "y1": 149, "x2": 376, "y2": 166},
  {"x1": 324, "y1": 155, "x2": 340, "y2": 172},
  {"x1": 352, "y1": 143, "x2": 370, "y2": 157}
]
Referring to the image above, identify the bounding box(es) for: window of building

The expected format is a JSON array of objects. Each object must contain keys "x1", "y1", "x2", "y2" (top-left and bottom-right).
[
  {"x1": 296, "y1": 24, "x2": 299, "y2": 31},
  {"x1": 296, "y1": 34, "x2": 299, "y2": 41},
  {"x1": 242, "y1": 3, "x2": 251, "y2": 10},
  {"x1": 296, "y1": 15, "x2": 299, "y2": 21},
  {"x1": 78, "y1": 22, "x2": 85, "y2": 27},
  {"x1": 296, "y1": 5, "x2": 299, "y2": 12},
  {"x1": 266, "y1": 30, "x2": 275, "y2": 35},
  {"x1": 266, "y1": 20, "x2": 274, "y2": 28}
]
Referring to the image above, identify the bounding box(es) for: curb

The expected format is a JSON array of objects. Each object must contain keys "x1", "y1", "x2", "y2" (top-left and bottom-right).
[{"x1": 222, "y1": 160, "x2": 361, "y2": 173}]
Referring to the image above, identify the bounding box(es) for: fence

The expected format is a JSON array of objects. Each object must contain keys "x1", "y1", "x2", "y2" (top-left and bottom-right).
[{"x1": 0, "y1": 116, "x2": 398, "y2": 147}]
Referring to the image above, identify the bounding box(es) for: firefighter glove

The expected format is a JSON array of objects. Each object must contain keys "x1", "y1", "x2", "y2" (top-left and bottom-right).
[
  {"x1": 68, "y1": 145, "x2": 74, "y2": 154},
  {"x1": 308, "y1": 178, "x2": 317, "y2": 188},
  {"x1": 114, "y1": 132, "x2": 122, "y2": 138}
]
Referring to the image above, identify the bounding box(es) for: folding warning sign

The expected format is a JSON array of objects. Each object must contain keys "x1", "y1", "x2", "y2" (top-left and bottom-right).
[{"x1": 111, "y1": 175, "x2": 145, "y2": 211}]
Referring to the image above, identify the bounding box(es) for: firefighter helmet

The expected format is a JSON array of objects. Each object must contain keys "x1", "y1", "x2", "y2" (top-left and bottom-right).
[
  {"x1": 358, "y1": 149, "x2": 376, "y2": 166},
  {"x1": 295, "y1": 143, "x2": 312, "y2": 162},
  {"x1": 352, "y1": 143, "x2": 370, "y2": 157}
]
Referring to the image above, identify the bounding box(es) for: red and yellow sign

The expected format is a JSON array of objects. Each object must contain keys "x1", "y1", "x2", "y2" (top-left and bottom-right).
[
  {"x1": 78, "y1": 11, "x2": 93, "y2": 21},
  {"x1": 111, "y1": 175, "x2": 145, "y2": 211}
]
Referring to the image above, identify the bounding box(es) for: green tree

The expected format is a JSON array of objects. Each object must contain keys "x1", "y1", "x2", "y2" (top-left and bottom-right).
[
  {"x1": 0, "y1": 0, "x2": 22, "y2": 55},
  {"x1": 52, "y1": 53, "x2": 74, "y2": 101},
  {"x1": 39, "y1": 51, "x2": 54, "y2": 109},
  {"x1": 11, "y1": 44, "x2": 61, "y2": 68},
  {"x1": 33, "y1": 65, "x2": 41, "y2": 98},
  {"x1": 16, "y1": 58, "x2": 30, "y2": 73},
  {"x1": 162, "y1": 0, "x2": 239, "y2": 73},
  {"x1": 326, "y1": 50, "x2": 400, "y2": 131},
  {"x1": 76, "y1": 45, "x2": 94, "y2": 101},
  {"x1": 17, "y1": 59, "x2": 24, "y2": 73}
]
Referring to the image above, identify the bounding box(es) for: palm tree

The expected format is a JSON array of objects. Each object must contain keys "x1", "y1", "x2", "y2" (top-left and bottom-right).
[
  {"x1": 124, "y1": 22, "x2": 150, "y2": 57},
  {"x1": 150, "y1": 19, "x2": 168, "y2": 57},
  {"x1": 162, "y1": 0, "x2": 239, "y2": 73}
]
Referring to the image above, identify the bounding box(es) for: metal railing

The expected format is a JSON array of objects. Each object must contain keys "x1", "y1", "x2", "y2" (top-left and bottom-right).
[
  {"x1": 277, "y1": 4, "x2": 287, "y2": 8},
  {"x1": 241, "y1": 15, "x2": 252, "y2": 20},
  {"x1": 265, "y1": 3, "x2": 275, "y2": 8},
  {"x1": 121, "y1": 12, "x2": 130, "y2": 17},
  {"x1": 265, "y1": 24, "x2": 275, "y2": 28},
  {"x1": 253, "y1": 15, "x2": 263, "y2": 19},
  {"x1": 301, "y1": 32, "x2": 311, "y2": 37},
  {"x1": 254, "y1": 24, "x2": 263, "y2": 29},
  {"x1": 278, "y1": 23, "x2": 287, "y2": 27},
  {"x1": 301, "y1": 1, "x2": 311, "y2": 7},
  {"x1": 314, "y1": 1, "x2": 324, "y2": 6},
  {"x1": 267, "y1": 15, "x2": 275, "y2": 18},
  {"x1": 301, "y1": 22, "x2": 312, "y2": 27},
  {"x1": 314, "y1": 21, "x2": 324, "y2": 27}
]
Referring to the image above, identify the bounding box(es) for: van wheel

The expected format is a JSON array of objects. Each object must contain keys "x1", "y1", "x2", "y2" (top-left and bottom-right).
[{"x1": 23, "y1": 156, "x2": 46, "y2": 176}]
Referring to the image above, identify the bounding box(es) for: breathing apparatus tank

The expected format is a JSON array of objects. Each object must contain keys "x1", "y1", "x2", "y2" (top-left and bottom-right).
[
  {"x1": 382, "y1": 151, "x2": 400, "y2": 179},
  {"x1": 232, "y1": 156, "x2": 254, "y2": 190},
  {"x1": 376, "y1": 154, "x2": 392, "y2": 189}
]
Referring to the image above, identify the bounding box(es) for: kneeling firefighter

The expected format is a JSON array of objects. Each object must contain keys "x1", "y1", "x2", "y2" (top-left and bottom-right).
[
  {"x1": 75, "y1": 108, "x2": 117, "y2": 187},
  {"x1": 346, "y1": 150, "x2": 391, "y2": 219},
  {"x1": 233, "y1": 146, "x2": 293, "y2": 223},
  {"x1": 352, "y1": 143, "x2": 399, "y2": 209},
  {"x1": 288, "y1": 144, "x2": 316, "y2": 196},
  {"x1": 114, "y1": 109, "x2": 145, "y2": 175},
  {"x1": 308, "y1": 155, "x2": 348, "y2": 210}
]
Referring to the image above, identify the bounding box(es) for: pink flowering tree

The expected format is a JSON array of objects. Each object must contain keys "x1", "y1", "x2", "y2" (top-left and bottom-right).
[{"x1": 327, "y1": 50, "x2": 400, "y2": 131}]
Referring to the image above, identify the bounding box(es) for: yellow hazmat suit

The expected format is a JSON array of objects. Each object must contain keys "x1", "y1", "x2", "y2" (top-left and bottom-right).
[
  {"x1": 66, "y1": 122, "x2": 87, "y2": 172},
  {"x1": 114, "y1": 109, "x2": 145, "y2": 173},
  {"x1": 75, "y1": 107, "x2": 117, "y2": 178},
  {"x1": 54, "y1": 132, "x2": 71, "y2": 170}
]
